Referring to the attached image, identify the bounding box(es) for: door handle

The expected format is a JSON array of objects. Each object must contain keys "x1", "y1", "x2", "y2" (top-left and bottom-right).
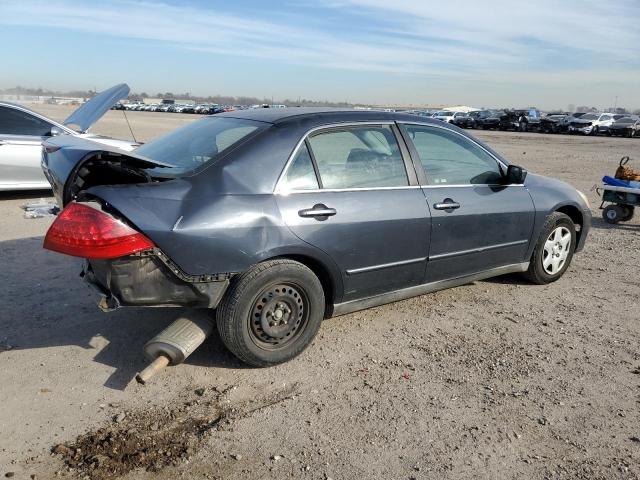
[
  {"x1": 433, "y1": 199, "x2": 461, "y2": 210},
  {"x1": 298, "y1": 204, "x2": 337, "y2": 218}
]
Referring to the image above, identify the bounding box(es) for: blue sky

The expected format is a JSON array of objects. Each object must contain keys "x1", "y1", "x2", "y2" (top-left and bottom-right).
[{"x1": 1, "y1": 0, "x2": 639, "y2": 109}]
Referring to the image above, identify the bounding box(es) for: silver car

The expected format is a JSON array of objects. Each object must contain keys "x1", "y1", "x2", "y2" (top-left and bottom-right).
[{"x1": 0, "y1": 83, "x2": 139, "y2": 191}]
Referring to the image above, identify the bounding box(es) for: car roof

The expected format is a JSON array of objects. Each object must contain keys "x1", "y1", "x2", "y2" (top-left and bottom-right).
[
  {"x1": 0, "y1": 101, "x2": 74, "y2": 132},
  {"x1": 0, "y1": 100, "x2": 40, "y2": 114},
  {"x1": 216, "y1": 107, "x2": 435, "y2": 125}
]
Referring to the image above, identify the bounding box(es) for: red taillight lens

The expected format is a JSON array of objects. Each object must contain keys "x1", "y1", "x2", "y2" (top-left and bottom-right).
[{"x1": 43, "y1": 202, "x2": 154, "y2": 259}]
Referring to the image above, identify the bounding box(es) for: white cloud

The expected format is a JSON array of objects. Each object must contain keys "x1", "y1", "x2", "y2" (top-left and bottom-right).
[
  {"x1": 3, "y1": 0, "x2": 637, "y2": 75},
  {"x1": 0, "y1": 0, "x2": 638, "y2": 107}
]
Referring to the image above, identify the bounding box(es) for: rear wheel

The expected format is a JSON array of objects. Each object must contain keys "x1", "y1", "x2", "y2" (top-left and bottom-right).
[
  {"x1": 523, "y1": 212, "x2": 576, "y2": 284},
  {"x1": 620, "y1": 206, "x2": 634, "y2": 222},
  {"x1": 216, "y1": 259, "x2": 325, "y2": 367}
]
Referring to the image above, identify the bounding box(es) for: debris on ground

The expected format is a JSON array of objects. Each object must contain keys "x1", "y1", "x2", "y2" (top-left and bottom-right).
[
  {"x1": 20, "y1": 200, "x2": 59, "y2": 219},
  {"x1": 49, "y1": 384, "x2": 298, "y2": 479}
]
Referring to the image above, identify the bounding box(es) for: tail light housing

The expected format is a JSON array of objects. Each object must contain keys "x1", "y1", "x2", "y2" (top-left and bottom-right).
[{"x1": 44, "y1": 202, "x2": 154, "y2": 259}]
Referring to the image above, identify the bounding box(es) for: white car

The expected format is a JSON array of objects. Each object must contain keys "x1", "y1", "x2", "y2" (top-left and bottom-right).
[
  {"x1": 432, "y1": 111, "x2": 456, "y2": 122},
  {"x1": 0, "y1": 84, "x2": 139, "y2": 191},
  {"x1": 568, "y1": 113, "x2": 626, "y2": 135}
]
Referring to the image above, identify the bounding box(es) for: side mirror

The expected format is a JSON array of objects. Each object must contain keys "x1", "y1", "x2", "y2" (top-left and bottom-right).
[
  {"x1": 505, "y1": 164, "x2": 527, "y2": 184},
  {"x1": 49, "y1": 126, "x2": 64, "y2": 137}
]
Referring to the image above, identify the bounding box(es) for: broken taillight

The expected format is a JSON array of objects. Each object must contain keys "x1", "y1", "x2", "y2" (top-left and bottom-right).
[
  {"x1": 43, "y1": 202, "x2": 154, "y2": 259},
  {"x1": 43, "y1": 145, "x2": 61, "y2": 154}
]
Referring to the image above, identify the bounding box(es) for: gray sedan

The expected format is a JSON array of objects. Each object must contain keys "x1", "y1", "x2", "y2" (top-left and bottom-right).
[{"x1": 41, "y1": 108, "x2": 591, "y2": 366}]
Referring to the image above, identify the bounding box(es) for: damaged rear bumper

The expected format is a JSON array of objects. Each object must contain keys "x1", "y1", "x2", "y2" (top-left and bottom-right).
[{"x1": 82, "y1": 250, "x2": 232, "y2": 311}]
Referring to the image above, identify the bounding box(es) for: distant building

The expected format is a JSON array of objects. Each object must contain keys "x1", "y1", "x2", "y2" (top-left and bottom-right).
[{"x1": 442, "y1": 105, "x2": 481, "y2": 113}]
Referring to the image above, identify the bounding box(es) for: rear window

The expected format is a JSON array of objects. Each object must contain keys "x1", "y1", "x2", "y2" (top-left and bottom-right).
[{"x1": 136, "y1": 116, "x2": 265, "y2": 174}]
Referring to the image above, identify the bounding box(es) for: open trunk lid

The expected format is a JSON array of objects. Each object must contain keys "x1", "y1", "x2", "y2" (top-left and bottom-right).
[{"x1": 63, "y1": 83, "x2": 130, "y2": 133}]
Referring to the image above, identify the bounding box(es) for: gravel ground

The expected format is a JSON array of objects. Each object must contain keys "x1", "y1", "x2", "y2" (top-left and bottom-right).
[{"x1": 0, "y1": 106, "x2": 639, "y2": 480}]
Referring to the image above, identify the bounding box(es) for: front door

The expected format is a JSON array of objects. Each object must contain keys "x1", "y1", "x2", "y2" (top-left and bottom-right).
[
  {"x1": 275, "y1": 124, "x2": 430, "y2": 302},
  {"x1": 0, "y1": 106, "x2": 54, "y2": 189},
  {"x1": 400, "y1": 123, "x2": 535, "y2": 282}
]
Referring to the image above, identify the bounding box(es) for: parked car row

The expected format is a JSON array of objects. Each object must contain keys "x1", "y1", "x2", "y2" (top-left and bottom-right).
[
  {"x1": 112, "y1": 102, "x2": 235, "y2": 114},
  {"x1": 406, "y1": 108, "x2": 640, "y2": 138},
  {"x1": 111, "y1": 102, "x2": 282, "y2": 115}
]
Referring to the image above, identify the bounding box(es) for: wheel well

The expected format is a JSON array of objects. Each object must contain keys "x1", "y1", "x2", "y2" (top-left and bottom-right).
[
  {"x1": 555, "y1": 205, "x2": 583, "y2": 240},
  {"x1": 272, "y1": 254, "x2": 336, "y2": 317}
]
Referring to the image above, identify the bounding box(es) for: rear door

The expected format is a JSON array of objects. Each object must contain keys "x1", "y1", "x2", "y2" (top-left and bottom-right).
[
  {"x1": 0, "y1": 106, "x2": 54, "y2": 189},
  {"x1": 275, "y1": 123, "x2": 430, "y2": 302},
  {"x1": 399, "y1": 123, "x2": 535, "y2": 282}
]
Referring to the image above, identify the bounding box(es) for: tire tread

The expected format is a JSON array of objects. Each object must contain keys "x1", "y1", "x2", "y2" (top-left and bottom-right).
[
  {"x1": 216, "y1": 259, "x2": 323, "y2": 367},
  {"x1": 523, "y1": 212, "x2": 576, "y2": 285}
]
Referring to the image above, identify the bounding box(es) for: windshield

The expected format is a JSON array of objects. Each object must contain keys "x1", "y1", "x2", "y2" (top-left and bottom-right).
[
  {"x1": 136, "y1": 116, "x2": 265, "y2": 174},
  {"x1": 435, "y1": 111, "x2": 452, "y2": 116},
  {"x1": 580, "y1": 114, "x2": 598, "y2": 120},
  {"x1": 615, "y1": 118, "x2": 634, "y2": 123}
]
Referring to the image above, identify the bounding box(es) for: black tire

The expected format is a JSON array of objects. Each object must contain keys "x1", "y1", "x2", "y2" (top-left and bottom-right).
[
  {"x1": 620, "y1": 206, "x2": 634, "y2": 222},
  {"x1": 603, "y1": 205, "x2": 623, "y2": 224},
  {"x1": 216, "y1": 259, "x2": 325, "y2": 367},
  {"x1": 523, "y1": 212, "x2": 576, "y2": 285}
]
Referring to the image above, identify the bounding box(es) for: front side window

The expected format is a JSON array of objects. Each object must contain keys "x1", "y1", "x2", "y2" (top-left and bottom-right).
[
  {"x1": 0, "y1": 106, "x2": 53, "y2": 136},
  {"x1": 306, "y1": 125, "x2": 408, "y2": 189},
  {"x1": 403, "y1": 125, "x2": 503, "y2": 185}
]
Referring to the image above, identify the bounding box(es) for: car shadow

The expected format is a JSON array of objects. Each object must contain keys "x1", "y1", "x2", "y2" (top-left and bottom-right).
[
  {"x1": 590, "y1": 215, "x2": 639, "y2": 231},
  {"x1": 0, "y1": 236, "x2": 243, "y2": 391},
  {"x1": 481, "y1": 272, "x2": 531, "y2": 286},
  {"x1": 0, "y1": 189, "x2": 53, "y2": 201}
]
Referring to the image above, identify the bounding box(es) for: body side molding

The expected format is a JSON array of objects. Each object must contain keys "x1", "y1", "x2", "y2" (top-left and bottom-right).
[{"x1": 332, "y1": 262, "x2": 529, "y2": 317}]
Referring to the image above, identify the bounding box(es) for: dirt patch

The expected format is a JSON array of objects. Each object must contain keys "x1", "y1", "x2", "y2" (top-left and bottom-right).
[
  {"x1": 50, "y1": 384, "x2": 298, "y2": 479},
  {"x1": 51, "y1": 394, "x2": 221, "y2": 478}
]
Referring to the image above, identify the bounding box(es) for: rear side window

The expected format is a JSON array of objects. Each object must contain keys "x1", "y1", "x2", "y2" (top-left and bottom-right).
[
  {"x1": 280, "y1": 143, "x2": 319, "y2": 191},
  {"x1": 136, "y1": 116, "x2": 265, "y2": 174},
  {"x1": 0, "y1": 106, "x2": 53, "y2": 136},
  {"x1": 404, "y1": 125, "x2": 502, "y2": 185},
  {"x1": 306, "y1": 126, "x2": 408, "y2": 189}
]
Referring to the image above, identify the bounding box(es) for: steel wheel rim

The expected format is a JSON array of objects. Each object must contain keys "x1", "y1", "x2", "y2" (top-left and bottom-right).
[
  {"x1": 249, "y1": 283, "x2": 309, "y2": 351},
  {"x1": 542, "y1": 226, "x2": 571, "y2": 275},
  {"x1": 606, "y1": 209, "x2": 618, "y2": 220}
]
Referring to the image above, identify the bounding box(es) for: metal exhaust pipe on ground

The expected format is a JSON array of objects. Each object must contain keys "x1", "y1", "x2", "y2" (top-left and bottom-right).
[{"x1": 136, "y1": 309, "x2": 214, "y2": 384}]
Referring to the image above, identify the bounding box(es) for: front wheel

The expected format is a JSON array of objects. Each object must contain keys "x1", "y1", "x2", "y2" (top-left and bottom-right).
[
  {"x1": 523, "y1": 212, "x2": 576, "y2": 284},
  {"x1": 216, "y1": 259, "x2": 325, "y2": 367},
  {"x1": 603, "y1": 205, "x2": 624, "y2": 224}
]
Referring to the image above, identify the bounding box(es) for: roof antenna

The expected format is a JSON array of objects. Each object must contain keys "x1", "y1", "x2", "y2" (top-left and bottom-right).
[{"x1": 122, "y1": 109, "x2": 137, "y2": 143}]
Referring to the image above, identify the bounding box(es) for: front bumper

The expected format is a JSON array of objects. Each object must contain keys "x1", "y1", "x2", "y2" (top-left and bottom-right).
[
  {"x1": 609, "y1": 128, "x2": 632, "y2": 136},
  {"x1": 569, "y1": 125, "x2": 593, "y2": 134},
  {"x1": 82, "y1": 251, "x2": 230, "y2": 311}
]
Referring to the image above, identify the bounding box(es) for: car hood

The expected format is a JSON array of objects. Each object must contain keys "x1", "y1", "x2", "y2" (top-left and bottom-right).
[
  {"x1": 570, "y1": 118, "x2": 593, "y2": 125},
  {"x1": 63, "y1": 83, "x2": 130, "y2": 133}
]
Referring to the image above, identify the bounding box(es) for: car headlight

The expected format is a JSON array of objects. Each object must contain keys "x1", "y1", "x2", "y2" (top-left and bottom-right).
[{"x1": 577, "y1": 190, "x2": 591, "y2": 209}]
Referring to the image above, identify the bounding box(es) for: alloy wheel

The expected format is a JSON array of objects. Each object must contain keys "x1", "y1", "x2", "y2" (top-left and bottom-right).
[{"x1": 542, "y1": 226, "x2": 571, "y2": 275}]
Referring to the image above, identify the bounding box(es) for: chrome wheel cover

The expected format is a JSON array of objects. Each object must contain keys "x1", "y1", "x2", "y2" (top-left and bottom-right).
[{"x1": 542, "y1": 226, "x2": 571, "y2": 275}]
